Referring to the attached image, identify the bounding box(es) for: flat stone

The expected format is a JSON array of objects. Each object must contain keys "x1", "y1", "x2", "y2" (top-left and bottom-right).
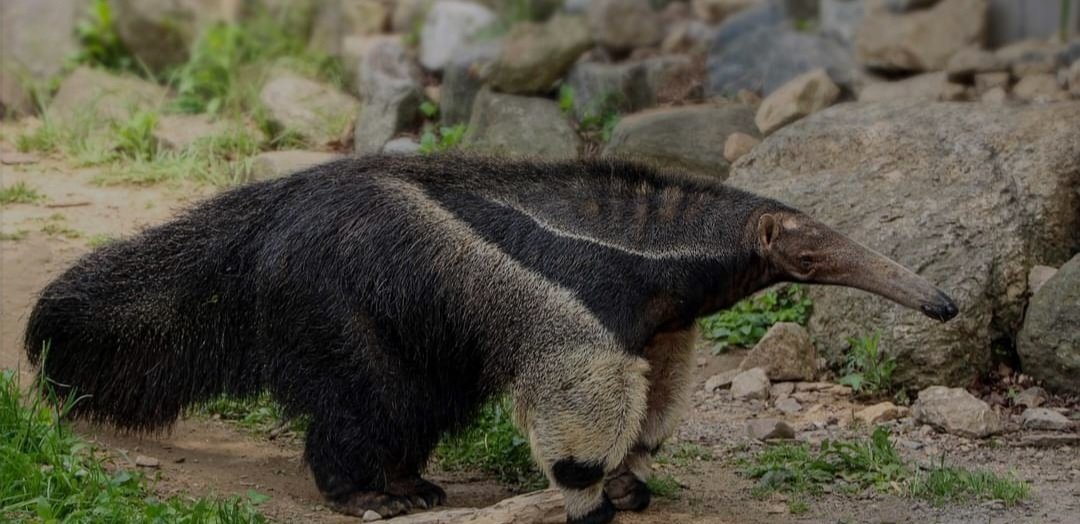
[
  {"x1": 603, "y1": 103, "x2": 758, "y2": 180},
  {"x1": 134, "y1": 455, "x2": 160, "y2": 468},
  {"x1": 775, "y1": 397, "x2": 802, "y2": 414},
  {"x1": 747, "y1": 418, "x2": 796, "y2": 441},
  {"x1": 1021, "y1": 408, "x2": 1073, "y2": 432},
  {"x1": 707, "y1": 25, "x2": 857, "y2": 96},
  {"x1": 723, "y1": 132, "x2": 760, "y2": 163},
  {"x1": 382, "y1": 137, "x2": 421, "y2": 156},
  {"x1": 1012, "y1": 74, "x2": 1070, "y2": 102},
  {"x1": 362, "y1": 510, "x2": 382, "y2": 521},
  {"x1": 979, "y1": 86, "x2": 1008, "y2": 103},
  {"x1": 946, "y1": 47, "x2": 1007, "y2": 83},
  {"x1": 913, "y1": 386, "x2": 1003, "y2": 438},
  {"x1": 755, "y1": 69, "x2": 840, "y2": 135},
  {"x1": 855, "y1": 401, "x2": 906, "y2": 425},
  {"x1": 859, "y1": 72, "x2": 963, "y2": 102},
  {"x1": 731, "y1": 367, "x2": 771, "y2": 400},
  {"x1": 1016, "y1": 434, "x2": 1080, "y2": 448},
  {"x1": 1014, "y1": 386, "x2": 1048, "y2": 408},
  {"x1": 855, "y1": 0, "x2": 989, "y2": 72},
  {"x1": 704, "y1": 369, "x2": 739, "y2": 392},
  {"x1": 1028, "y1": 265, "x2": 1058, "y2": 296},
  {"x1": 974, "y1": 71, "x2": 1011, "y2": 93},
  {"x1": 249, "y1": 151, "x2": 343, "y2": 182},
  {"x1": 770, "y1": 381, "x2": 796, "y2": 399}
]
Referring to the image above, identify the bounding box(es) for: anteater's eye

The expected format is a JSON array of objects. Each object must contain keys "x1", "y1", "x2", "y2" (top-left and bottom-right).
[{"x1": 799, "y1": 255, "x2": 814, "y2": 270}]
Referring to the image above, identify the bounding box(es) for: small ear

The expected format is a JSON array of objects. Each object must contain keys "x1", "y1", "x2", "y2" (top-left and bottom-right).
[{"x1": 758, "y1": 213, "x2": 781, "y2": 251}]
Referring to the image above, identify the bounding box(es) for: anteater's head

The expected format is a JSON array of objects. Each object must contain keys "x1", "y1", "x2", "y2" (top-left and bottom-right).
[{"x1": 755, "y1": 211, "x2": 958, "y2": 322}]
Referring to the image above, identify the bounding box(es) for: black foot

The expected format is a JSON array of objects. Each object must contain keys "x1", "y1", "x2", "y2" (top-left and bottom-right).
[
  {"x1": 605, "y1": 474, "x2": 651, "y2": 512},
  {"x1": 329, "y1": 478, "x2": 446, "y2": 518},
  {"x1": 568, "y1": 494, "x2": 616, "y2": 524}
]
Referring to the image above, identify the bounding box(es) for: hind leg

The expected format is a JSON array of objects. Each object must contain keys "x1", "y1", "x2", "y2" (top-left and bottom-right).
[
  {"x1": 303, "y1": 390, "x2": 446, "y2": 517},
  {"x1": 605, "y1": 329, "x2": 696, "y2": 512},
  {"x1": 514, "y1": 346, "x2": 650, "y2": 524}
]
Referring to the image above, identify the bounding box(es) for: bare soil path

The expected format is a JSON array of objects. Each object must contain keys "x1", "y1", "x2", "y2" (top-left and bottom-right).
[{"x1": 2, "y1": 131, "x2": 1077, "y2": 523}]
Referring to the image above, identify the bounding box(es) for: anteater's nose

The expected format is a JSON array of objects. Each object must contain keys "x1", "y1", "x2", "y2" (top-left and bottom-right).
[{"x1": 920, "y1": 292, "x2": 958, "y2": 322}]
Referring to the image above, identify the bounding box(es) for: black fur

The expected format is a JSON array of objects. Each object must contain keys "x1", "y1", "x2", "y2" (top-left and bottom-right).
[
  {"x1": 552, "y1": 458, "x2": 606, "y2": 490},
  {"x1": 569, "y1": 495, "x2": 616, "y2": 524},
  {"x1": 24, "y1": 154, "x2": 790, "y2": 511}
]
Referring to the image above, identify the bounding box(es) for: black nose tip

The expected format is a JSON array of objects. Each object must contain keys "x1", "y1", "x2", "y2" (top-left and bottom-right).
[{"x1": 921, "y1": 293, "x2": 959, "y2": 322}]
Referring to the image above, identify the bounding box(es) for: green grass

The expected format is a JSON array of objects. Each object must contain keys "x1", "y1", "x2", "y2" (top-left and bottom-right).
[
  {"x1": 558, "y1": 85, "x2": 623, "y2": 144},
  {"x1": 434, "y1": 397, "x2": 546, "y2": 490},
  {"x1": 698, "y1": 284, "x2": 813, "y2": 353},
  {"x1": 645, "y1": 474, "x2": 682, "y2": 499},
  {"x1": 86, "y1": 234, "x2": 117, "y2": 248},
  {"x1": 0, "y1": 182, "x2": 45, "y2": 205},
  {"x1": 0, "y1": 230, "x2": 30, "y2": 241},
  {"x1": 0, "y1": 369, "x2": 266, "y2": 523},
  {"x1": 838, "y1": 332, "x2": 896, "y2": 396},
  {"x1": 656, "y1": 442, "x2": 713, "y2": 469},
  {"x1": 419, "y1": 124, "x2": 468, "y2": 154},
  {"x1": 71, "y1": 0, "x2": 138, "y2": 74},
  {"x1": 908, "y1": 463, "x2": 1030, "y2": 507},
  {"x1": 194, "y1": 393, "x2": 307, "y2": 437},
  {"x1": 741, "y1": 427, "x2": 1030, "y2": 508}
]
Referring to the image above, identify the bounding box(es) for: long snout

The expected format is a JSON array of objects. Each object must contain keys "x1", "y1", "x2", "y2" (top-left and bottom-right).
[{"x1": 817, "y1": 240, "x2": 958, "y2": 322}]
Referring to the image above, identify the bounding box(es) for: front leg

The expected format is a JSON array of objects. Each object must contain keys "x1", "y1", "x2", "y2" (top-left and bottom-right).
[
  {"x1": 513, "y1": 345, "x2": 651, "y2": 524},
  {"x1": 605, "y1": 328, "x2": 696, "y2": 512}
]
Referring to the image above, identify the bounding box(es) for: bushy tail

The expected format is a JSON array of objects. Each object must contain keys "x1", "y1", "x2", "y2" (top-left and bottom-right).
[{"x1": 24, "y1": 241, "x2": 262, "y2": 432}]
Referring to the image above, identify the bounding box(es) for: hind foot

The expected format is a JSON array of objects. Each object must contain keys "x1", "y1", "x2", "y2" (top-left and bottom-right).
[
  {"x1": 331, "y1": 478, "x2": 447, "y2": 518},
  {"x1": 604, "y1": 472, "x2": 651, "y2": 512}
]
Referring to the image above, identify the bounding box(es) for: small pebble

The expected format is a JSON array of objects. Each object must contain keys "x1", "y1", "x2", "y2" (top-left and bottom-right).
[
  {"x1": 134, "y1": 455, "x2": 160, "y2": 468},
  {"x1": 362, "y1": 510, "x2": 382, "y2": 521}
]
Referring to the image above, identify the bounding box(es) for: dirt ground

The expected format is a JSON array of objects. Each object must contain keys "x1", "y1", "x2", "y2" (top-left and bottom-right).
[{"x1": 2, "y1": 132, "x2": 1078, "y2": 524}]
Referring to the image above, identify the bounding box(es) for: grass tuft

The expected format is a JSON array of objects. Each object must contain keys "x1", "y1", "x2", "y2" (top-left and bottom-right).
[
  {"x1": 838, "y1": 332, "x2": 896, "y2": 396},
  {"x1": 742, "y1": 427, "x2": 1031, "y2": 508},
  {"x1": 0, "y1": 182, "x2": 46, "y2": 205},
  {"x1": 699, "y1": 284, "x2": 812, "y2": 353},
  {"x1": 646, "y1": 474, "x2": 682, "y2": 499},
  {"x1": 0, "y1": 369, "x2": 265, "y2": 522},
  {"x1": 434, "y1": 397, "x2": 546, "y2": 490}
]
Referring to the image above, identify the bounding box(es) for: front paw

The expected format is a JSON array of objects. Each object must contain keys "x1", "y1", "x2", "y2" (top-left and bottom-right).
[{"x1": 604, "y1": 474, "x2": 651, "y2": 512}]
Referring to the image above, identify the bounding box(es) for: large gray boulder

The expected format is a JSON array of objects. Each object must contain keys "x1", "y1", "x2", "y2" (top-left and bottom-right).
[
  {"x1": 487, "y1": 14, "x2": 591, "y2": 94},
  {"x1": 353, "y1": 38, "x2": 423, "y2": 155},
  {"x1": 419, "y1": 1, "x2": 496, "y2": 71},
  {"x1": 603, "y1": 103, "x2": 758, "y2": 180},
  {"x1": 564, "y1": 55, "x2": 698, "y2": 122},
  {"x1": 309, "y1": 0, "x2": 389, "y2": 56},
  {"x1": 109, "y1": 0, "x2": 230, "y2": 72},
  {"x1": 706, "y1": 25, "x2": 857, "y2": 97},
  {"x1": 259, "y1": 72, "x2": 360, "y2": 147},
  {"x1": 855, "y1": 0, "x2": 988, "y2": 72},
  {"x1": 463, "y1": 90, "x2": 580, "y2": 159},
  {"x1": 586, "y1": 0, "x2": 663, "y2": 53},
  {"x1": 440, "y1": 40, "x2": 502, "y2": 126},
  {"x1": 1, "y1": 0, "x2": 83, "y2": 116},
  {"x1": 1018, "y1": 254, "x2": 1080, "y2": 394},
  {"x1": 49, "y1": 67, "x2": 171, "y2": 122},
  {"x1": 727, "y1": 100, "x2": 1080, "y2": 387}
]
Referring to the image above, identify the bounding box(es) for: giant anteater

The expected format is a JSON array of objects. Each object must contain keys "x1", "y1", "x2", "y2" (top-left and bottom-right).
[{"x1": 25, "y1": 154, "x2": 957, "y2": 523}]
